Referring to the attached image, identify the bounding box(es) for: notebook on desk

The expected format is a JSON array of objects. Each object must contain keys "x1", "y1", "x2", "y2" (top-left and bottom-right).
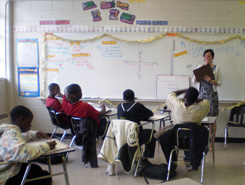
[{"x1": 193, "y1": 64, "x2": 214, "y2": 82}]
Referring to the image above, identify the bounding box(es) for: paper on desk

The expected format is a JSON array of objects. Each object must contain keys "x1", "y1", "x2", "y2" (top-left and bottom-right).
[
  {"x1": 95, "y1": 107, "x2": 113, "y2": 113},
  {"x1": 202, "y1": 117, "x2": 208, "y2": 122},
  {"x1": 27, "y1": 139, "x2": 70, "y2": 155}
]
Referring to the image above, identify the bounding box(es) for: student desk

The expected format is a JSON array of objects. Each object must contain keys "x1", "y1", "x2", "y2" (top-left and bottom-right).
[
  {"x1": 104, "y1": 109, "x2": 117, "y2": 121},
  {"x1": 156, "y1": 109, "x2": 173, "y2": 131},
  {"x1": 201, "y1": 116, "x2": 216, "y2": 168},
  {"x1": 21, "y1": 145, "x2": 75, "y2": 185},
  {"x1": 149, "y1": 113, "x2": 172, "y2": 129}
]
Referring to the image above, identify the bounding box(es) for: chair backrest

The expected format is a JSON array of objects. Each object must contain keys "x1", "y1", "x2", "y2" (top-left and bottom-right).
[
  {"x1": 229, "y1": 105, "x2": 245, "y2": 125},
  {"x1": 67, "y1": 116, "x2": 82, "y2": 136},
  {"x1": 176, "y1": 128, "x2": 191, "y2": 150},
  {"x1": 46, "y1": 107, "x2": 70, "y2": 129},
  {"x1": 67, "y1": 116, "x2": 96, "y2": 135}
]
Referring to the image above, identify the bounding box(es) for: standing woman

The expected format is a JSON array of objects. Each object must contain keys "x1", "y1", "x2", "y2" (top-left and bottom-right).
[{"x1": 193, "y1": 49, "x2": 222, "y2": 149}]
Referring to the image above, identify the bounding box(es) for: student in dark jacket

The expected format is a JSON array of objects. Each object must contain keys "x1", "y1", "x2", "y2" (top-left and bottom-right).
[{"x1": 117, "y1": 89, "x2": 156, "y2": 166}]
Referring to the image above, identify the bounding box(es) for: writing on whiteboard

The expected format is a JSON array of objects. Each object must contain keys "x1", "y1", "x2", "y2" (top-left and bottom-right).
[
  {"x1": 180, "y1": 41, "x2": 244, "y2": 58},
  {"x1": 157, "y1": 75, "x2": 190, "y2": 99},
  {"x1": 97, "y1": 45, "x2": 123, "y2": 58},
  {"x1": 123, "y1": 50, "x2": 159, "y2": 80}
]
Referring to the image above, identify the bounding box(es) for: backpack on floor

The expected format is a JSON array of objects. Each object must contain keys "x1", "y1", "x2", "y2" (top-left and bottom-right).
[{"x1": 139, "y1": 164, "x2": 176, "y2": 184}]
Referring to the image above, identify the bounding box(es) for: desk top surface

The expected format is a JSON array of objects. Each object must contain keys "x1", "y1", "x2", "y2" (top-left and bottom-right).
[
  {"x1": 148, "y1": 113, "x2": 169, "y2": 121},
  {"x1": 201, "y1": 116, "x2": 217, "y2": 125}
]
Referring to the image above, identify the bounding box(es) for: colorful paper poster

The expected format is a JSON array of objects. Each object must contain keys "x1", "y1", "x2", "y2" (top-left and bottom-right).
[
  {"x1": 17, "y1": 39, "x2": 39, "y2": 67},
  {"x1": 18, "y1": 68, "x2": 40, "y2": 97}
]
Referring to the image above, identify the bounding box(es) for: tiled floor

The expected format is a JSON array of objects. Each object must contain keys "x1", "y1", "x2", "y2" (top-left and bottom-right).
[{"x1": 40, "y1": 142, "x2": 245, "y2": 185}]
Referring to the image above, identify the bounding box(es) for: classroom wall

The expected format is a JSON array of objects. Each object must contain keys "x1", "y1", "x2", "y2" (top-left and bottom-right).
[
  {"x1": 0, "y1": 0, "x2": 6, "y2": 77},
  {"x1": 6, "y1": 0, "x2": 245, "y2": 137},
  {"x1": 0, "y1": 80, "x2": 7, "y2": 114}
]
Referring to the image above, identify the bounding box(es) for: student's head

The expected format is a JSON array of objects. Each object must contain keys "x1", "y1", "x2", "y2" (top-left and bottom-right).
[
  {"x1": 203, "y1": 49, "x2": 215, "y2": 65},
  {"x1": 66, "y1": 84, "x2": 82, "y2": 103},
  {"x1": 123, "y1": 89, "x2": 135, "y2": 101},
  {"x1": 48, "y1": 83, "x2": 60, "y2": 96},
  {"x1": 184, "y1": 87, "x2": 199, "y2": 104},
  {"x1": 10, "y1": 105, "x2": 33, "y2": 132}
]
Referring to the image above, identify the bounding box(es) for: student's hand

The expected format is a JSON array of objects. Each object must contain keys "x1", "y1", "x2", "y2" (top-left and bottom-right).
[
  {"x1": 99, "y1": 104, "x2": 106, "y2": 116},
  {"x1": 36, "y1": 131, "x2": 49, "y2": 139},
  {"x1": 66, "y1": 94, "x2": 75, "y2": 102},
  {"x1": 203, "y1": 75, "x2": 211, "y2": 82},
  {"x1": 57, "y1": 90, "x2": 63, "y2": 97},
  {"x1": 47, "y1": 141, "x2": 57, "y2": 150}
]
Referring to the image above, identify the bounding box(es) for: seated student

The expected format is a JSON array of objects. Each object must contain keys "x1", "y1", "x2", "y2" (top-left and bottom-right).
[
  {"x1": 62, "y1": 84, "x2": 107, "y2": 167},
  {"x1": 167, "y1": 87, "x2": 210, "y2": 125},
  {"x1": 46, "y1": 83, "x2": 64, "y2": 112},
  {"x1": 0, "y1": 105, "x2": 56, "y2": 185},
  {"x1": 117, "y1": 89, "x2": 156, "y2": 167},
  {"x1": 160, "y1": 87, "x2": 210, "y2": 170}
]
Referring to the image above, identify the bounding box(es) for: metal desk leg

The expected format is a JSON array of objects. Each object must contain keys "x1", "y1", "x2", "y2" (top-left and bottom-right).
[
  {"x1": 212, "y1": 124, "x2": 215, "y2": 168},
  {"x1": 20, "y1": 163, "x2": 32, "y2": 185},
  {"x1": 47, "y1": 156, "x2": 52, "y2": 174},
  {"x1": 61, "y1": 154, "x2": 70, "y2": 185},
  {"x1": 158, "y1": 119, "x2": 165, "y2": 153}
]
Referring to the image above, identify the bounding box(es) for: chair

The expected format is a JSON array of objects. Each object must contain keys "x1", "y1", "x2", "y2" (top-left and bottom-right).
[
  {"x1": 98, "y1": 119, "x2": 154, "y2": 178},
  {"x1": 166, "y1": 124, "x2": 210, "y2": 184},
  {"x1": 224, "y1": 104, "x2": 245, "y2": 149},
  {"x1": 68, "y1": 116, "x2": 98, "y2": 167},
  {"x1": 46, "y1": 107, "x2": 70, "y2": 141}
]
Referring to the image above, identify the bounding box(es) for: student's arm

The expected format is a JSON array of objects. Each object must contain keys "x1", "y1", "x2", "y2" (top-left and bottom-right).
[
  {"x1": 136, "y1": 103, "x2": 154, "y2": 121},
  {"x1": 7, "y1": 130, "x2": 51, "y2": 161},
  {"x1": 23, "y1": 131, "x2": 56, "y2": 150},
  {"x1": 56, "y1": 90, "x2": 63, "y2": 97},
  {"x1": 170, "y1": 89, "x2": 187, "y2": 96}
]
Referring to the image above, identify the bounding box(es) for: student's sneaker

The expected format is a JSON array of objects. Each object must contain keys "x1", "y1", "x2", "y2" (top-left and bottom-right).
[{"x1": 139, "y1": 158, "x2": 153, "y2": 168}]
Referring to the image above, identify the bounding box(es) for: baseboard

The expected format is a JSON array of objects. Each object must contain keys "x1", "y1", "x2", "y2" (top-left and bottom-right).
[{"x1": 215, "y1": 137, "x2": 245, "y2": 143}]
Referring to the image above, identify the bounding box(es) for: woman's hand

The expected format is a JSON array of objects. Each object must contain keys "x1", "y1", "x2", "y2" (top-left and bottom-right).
[
  {"x1": 36, "y1": 131, "x2": 49, "y2": 139},
  {"x1": 193, "y1": 76, "x2": 197, "y2": 82},
  {"x1": 203, "y1": 75, "x2": 211, "y2": 82}
]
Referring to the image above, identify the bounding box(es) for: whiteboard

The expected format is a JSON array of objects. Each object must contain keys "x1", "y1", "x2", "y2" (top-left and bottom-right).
[
  {"x1": 173, "y1": 35, "x2": 245, "y2": 101},
  {"x1": 44, "y1": 33, "x2": 172, "y2": 99},
  {"x1": 156, "y1": 75, "x2": 190, "y2": 99}
]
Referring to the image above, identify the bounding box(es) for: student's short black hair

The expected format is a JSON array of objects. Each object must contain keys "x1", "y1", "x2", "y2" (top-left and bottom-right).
[
  {"x1": 67, "y1": 84, "x2": 81, "y2": 95},
  {"x1": 10, "y1": 105, "x2": 33, "y2": 123},
  {"x1": 123, "y1": 89, "x2": 135, "y2": 101},
  {"x1": 185, "y1": 87, "x2": 199, "y2": 104},
  {"x1": 48, "y1": 83, "x2": 59, "y2": 91},
  {"x1": 203, "y1": 49, "x2": 215, "y2": 58}
]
